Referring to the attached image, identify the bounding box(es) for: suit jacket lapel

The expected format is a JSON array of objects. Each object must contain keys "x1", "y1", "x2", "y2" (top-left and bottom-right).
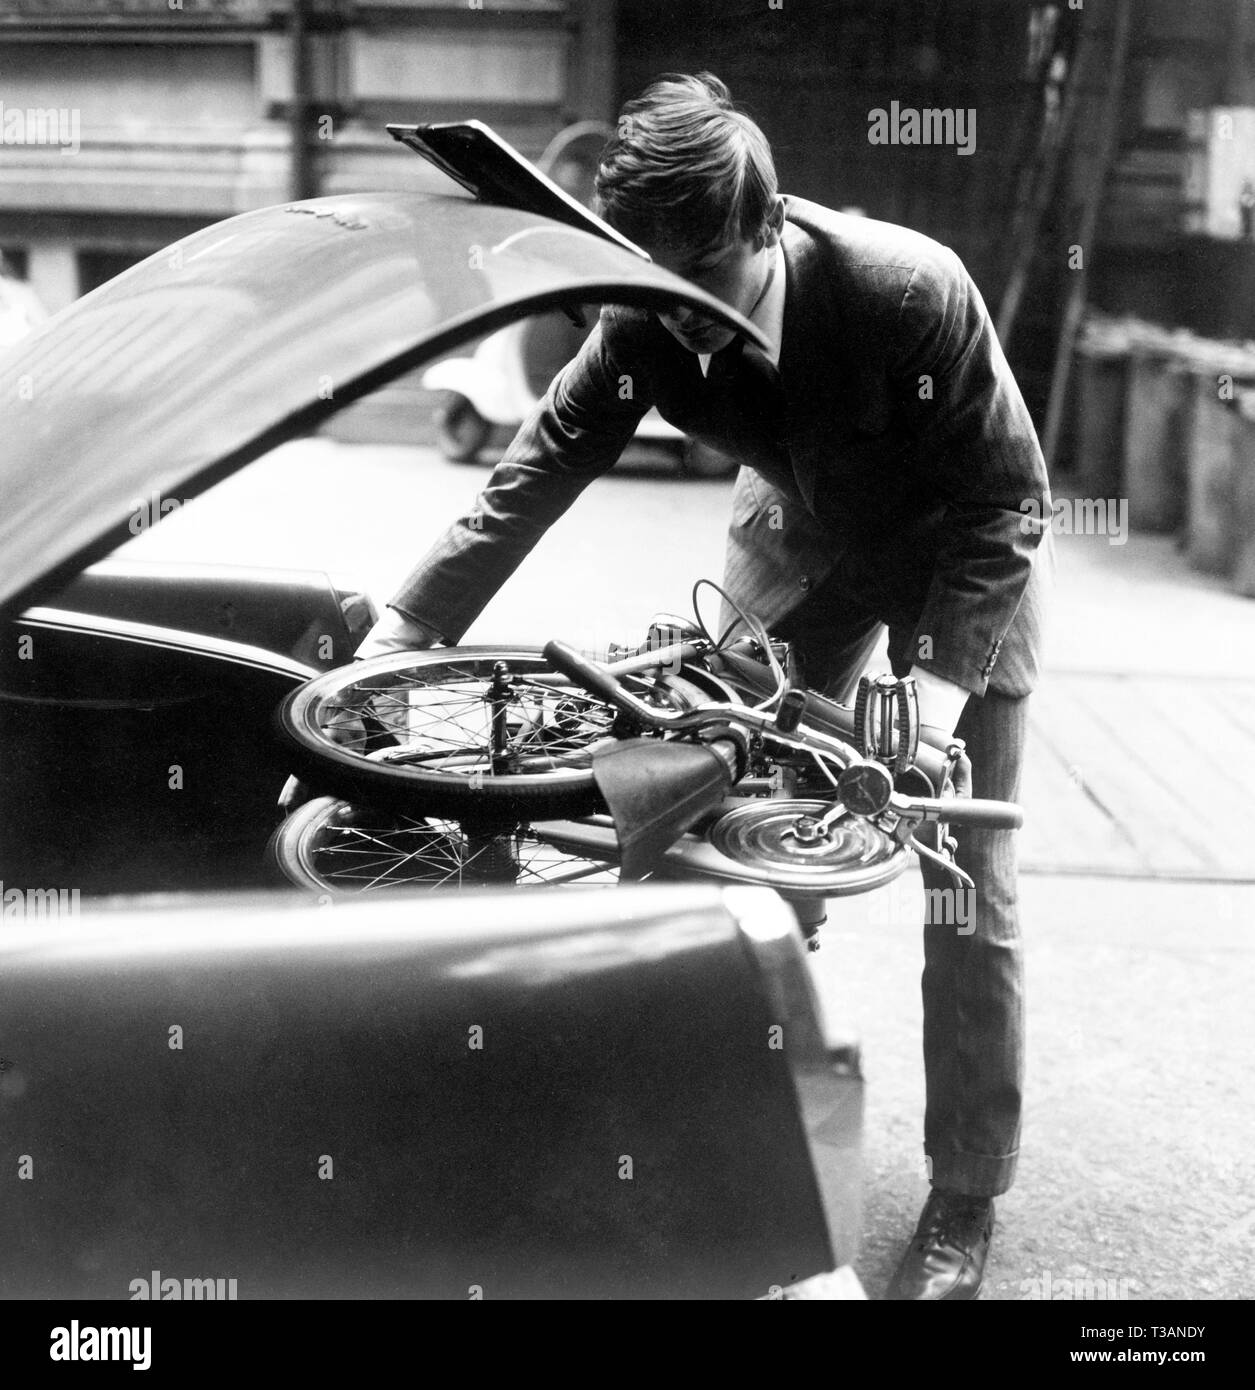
[
  {"x1": 778, "y1": 201, "x2": 899, "y2": 516},
  {"x1": 778, "y1": 214, "x2": 834, "y2": 513}
]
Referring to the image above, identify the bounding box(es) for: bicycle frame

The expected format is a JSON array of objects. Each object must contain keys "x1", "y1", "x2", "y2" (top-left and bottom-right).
[
  {"x1": 602, "y1": 635, "x2": 955, "y2": 794},
  {"x1": 272, "y1": 625, "x2": 1024, "y2": 946}
]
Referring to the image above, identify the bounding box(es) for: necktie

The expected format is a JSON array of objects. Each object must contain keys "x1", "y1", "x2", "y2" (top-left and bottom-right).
[
  {"x1": 707, "y1": 338, "x2": 781, "y2": 394},
  {"x1": 705, "y1": 337, "x2": 785, "y2": 453}
]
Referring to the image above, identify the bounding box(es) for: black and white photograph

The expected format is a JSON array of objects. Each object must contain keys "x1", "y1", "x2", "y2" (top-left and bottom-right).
[{"x1": 0, "y1": 0, "x2": 1249, "y2": 1341}]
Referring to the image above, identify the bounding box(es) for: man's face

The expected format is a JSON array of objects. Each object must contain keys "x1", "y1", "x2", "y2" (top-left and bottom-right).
[{"x1": 649, "y1": 225, "x2": 774, "y2": 356}]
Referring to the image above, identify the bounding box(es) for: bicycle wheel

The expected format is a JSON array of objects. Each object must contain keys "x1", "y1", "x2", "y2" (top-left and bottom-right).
[
  {"x1": 269, "y1": 796, "x2": 621, "y2": 895},
  {"x1": 276, "y1": 646, "x2": 715, "y2": 819}
]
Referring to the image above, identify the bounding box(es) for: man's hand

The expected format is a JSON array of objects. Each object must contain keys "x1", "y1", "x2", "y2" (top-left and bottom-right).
[
  {"x1": 946, "y1": 742, "x2": 973, "y2": 800},
  {"x1": 919, "y1": 723, "x2": 972, "y2": 800},
  {"x1": 353, "y1": 606, "x2": 444, "y2": 661},
  {"x1": 277, "y1": 698, "x2": 367, "y2": 814},
  {"x1": 279, "y1": 608, "x2": 443, "y2": 814}
]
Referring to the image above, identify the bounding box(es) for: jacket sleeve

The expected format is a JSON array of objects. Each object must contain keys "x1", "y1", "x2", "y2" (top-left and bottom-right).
[
  {"x1": 894, "y1": 246, "x2": 1050, "y2": 696},
  {"x1": 389, "y1": 308, "x2": 651, "y2": 641}
]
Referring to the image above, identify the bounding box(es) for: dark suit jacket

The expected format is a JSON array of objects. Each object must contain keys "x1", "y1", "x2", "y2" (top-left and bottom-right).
[{"x1": 392, "y1": 195, "x2": 1053, "y2": 697}]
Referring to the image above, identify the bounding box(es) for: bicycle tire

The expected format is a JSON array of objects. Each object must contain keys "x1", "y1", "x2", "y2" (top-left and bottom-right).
[
  {"x1": 276, "y1": 645, "x2": 720, "y2": 820},
  {"x1": 269, "y1": 796, "x2": 621, "y2": 895}
]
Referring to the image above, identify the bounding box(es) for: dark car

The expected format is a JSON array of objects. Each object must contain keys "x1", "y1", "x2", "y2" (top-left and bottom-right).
[
  {"x1": 0, "y1": 157, "x2": 863, "y2": 1299},
  {"x1": 0, "y1": 182, "x2": 773, "y2": 895}
]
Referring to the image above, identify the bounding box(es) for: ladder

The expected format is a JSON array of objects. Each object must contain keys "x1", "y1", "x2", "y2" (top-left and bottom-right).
[{"x1": 995, "y1": 0, "x2": 1135, "y2": 472}]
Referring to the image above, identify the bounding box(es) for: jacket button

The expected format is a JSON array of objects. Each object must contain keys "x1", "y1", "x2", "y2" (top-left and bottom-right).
[{"x1": 799, "y1": 576, "x2": 812, "y2": 591}]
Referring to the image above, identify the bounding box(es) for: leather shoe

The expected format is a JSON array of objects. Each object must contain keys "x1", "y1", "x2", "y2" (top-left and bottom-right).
[{"x1": 884, "y1": 1188, "x2": 995, "y2": 1300}]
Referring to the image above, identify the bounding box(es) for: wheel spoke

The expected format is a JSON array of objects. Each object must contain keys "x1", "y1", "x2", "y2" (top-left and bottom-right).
[
  {"x1": 318, "y1": 661, "x2": 625, "y2": 776},
  {"x1": 295, "y1": 809, "x2": 620, "y2": 893},
  {"x1": 287, "y1": 650, "x2": 711, "y2": 828}
]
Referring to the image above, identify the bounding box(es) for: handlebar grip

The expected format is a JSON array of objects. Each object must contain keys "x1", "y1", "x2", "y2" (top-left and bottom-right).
[
  {"x1": 543, "y1": 639, "x2": 630, "y2": 710},
  {"x1": 915, "y1": 797, "x2": 1024, "y2": 830}
]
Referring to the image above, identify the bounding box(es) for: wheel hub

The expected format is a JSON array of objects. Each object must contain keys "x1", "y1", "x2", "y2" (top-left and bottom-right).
[{"x1": 705, "y1": 799, "x2": 907, "y2": 896}]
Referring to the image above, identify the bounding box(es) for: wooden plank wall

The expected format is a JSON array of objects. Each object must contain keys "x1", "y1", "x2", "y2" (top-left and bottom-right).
[{"x1": 614, "y1": 0, "x2": 1041, "y2": 297}]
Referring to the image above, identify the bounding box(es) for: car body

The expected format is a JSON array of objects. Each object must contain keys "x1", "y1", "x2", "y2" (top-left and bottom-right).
[
  {"x1": 0, "y1": 176, "x2": 863, "y2": 1298},
  {"x1": 0, "y1": 189, "x2": 768, "y2": 892}
]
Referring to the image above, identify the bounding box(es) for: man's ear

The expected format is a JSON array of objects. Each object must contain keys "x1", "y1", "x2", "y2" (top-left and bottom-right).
[{"x1": 757, "y1": 196, "x2": 786, "y2": 250}]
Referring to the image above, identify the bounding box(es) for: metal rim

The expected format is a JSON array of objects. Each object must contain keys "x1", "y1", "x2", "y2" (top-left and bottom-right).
[{"x1": 279, "y1": 646, "x2": 721, "y2": 816}]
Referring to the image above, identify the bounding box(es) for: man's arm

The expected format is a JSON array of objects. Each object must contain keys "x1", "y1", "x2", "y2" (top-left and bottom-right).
[
  {"x1": 895, "y1": 245, "x2": 1050, "y2": 710},
  {"x1": 362, "y1": 307, "x2": 651, "y2": 653}
]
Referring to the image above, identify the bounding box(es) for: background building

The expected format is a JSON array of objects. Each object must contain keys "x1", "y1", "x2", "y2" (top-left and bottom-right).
[
  {"x1": 1, "y1": 0, "x2": 1252, "y2": 462},
  {"x1": 0, "y1": 0, "x2": 615, "y2": 313}
]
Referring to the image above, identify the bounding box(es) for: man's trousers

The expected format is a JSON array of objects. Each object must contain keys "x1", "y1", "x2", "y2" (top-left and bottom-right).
[{"x1": 774, "y1": 586, "x2": 1026, "y2": 1197}]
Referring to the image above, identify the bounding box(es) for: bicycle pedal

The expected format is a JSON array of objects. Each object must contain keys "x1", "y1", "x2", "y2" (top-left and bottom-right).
[{"x1": 855, "y1": 673, "x2": 920, "y2": 775}]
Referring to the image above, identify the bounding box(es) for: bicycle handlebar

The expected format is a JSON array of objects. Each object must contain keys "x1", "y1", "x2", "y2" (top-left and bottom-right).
[
  {"x1": 542, "y1": 639, "x2": 1024, "y2": 832},
  {"x1": 892, "y1": 795, "x2": 1024, "y2": 830},
  {"x1": 546, "y1": 640, "x2": 638, "y2": 712},
  {"x1": 544, "y1": 640, "x2": 864, "y2": 762}
]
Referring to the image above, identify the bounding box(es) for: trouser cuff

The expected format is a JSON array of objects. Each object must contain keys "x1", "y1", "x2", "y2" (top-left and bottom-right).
[{"x1": 927, "y1": 1144, "x2": 1018, "y2": 1198}]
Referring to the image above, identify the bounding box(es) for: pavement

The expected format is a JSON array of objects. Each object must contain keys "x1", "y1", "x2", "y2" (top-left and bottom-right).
[
  {"x1": 808, "y1": 513, "x2": 1255, "y2": 1301},
  {"x1": 122, "y1": 438, "x2": 1255, "y2": 1302}
]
